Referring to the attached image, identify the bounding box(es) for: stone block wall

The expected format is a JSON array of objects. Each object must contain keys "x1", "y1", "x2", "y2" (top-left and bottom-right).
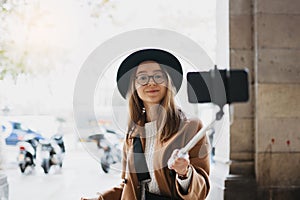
[
  {"x1": 254, "y1": 0, "x2": 300, "y2": 191},
  {"x1": 227, "y1": 0, "x2": 300, "y2": 199},
  {"x1": 229, "y1": 0, "x2": 255, "y2": 177}
]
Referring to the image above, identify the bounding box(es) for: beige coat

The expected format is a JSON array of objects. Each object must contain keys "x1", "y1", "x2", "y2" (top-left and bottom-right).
[{"x1": 99, "y1": 117, "x2": 210, "y2": 200}]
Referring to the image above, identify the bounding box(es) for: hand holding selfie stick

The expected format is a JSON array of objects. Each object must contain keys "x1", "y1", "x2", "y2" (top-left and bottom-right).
[{"x1": 168, "y1": 106, "x2": 224, "y2": 166}]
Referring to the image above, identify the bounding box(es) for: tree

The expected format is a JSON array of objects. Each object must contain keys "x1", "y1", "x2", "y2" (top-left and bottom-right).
[{"x1": 0, "y1": 0, "x2": 112, "y2": 167}]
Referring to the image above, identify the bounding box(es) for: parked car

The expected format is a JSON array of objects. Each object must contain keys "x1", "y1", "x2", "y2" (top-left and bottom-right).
[{"x1": 2, "y1": 121, "x2": 44, "y2": 146}]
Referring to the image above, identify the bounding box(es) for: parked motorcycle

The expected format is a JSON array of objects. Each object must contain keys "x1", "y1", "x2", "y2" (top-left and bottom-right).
[
  {"x1": 89, "y1": 128, "x2": 123, "y2": 173},
  {"x1": 39, "y1": 134, "x2": 65, "y2": 174},
  {"x1": 17, "y1": 134, "x2": 39, "y2": 173}
]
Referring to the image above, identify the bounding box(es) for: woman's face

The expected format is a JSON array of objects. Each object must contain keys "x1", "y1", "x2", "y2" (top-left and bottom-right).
[{"x1": 135, "y1": 61, "x2": 167, "y2": 107}]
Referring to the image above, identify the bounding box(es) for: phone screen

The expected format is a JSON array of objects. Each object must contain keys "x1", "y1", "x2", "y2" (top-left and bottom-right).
[{"x1": 187, "y1": 69, "x2": 249, "y2": 104}]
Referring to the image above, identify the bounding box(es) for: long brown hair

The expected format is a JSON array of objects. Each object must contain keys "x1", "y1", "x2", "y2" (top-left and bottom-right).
[{"x1": 126, "y1": 63, "x2": 182, "y2": 143}]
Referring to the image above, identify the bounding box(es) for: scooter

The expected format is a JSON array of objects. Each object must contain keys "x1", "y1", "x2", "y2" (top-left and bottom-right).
[
  {"x1": 89, "y1": 129, "x2": 123, "y2": 173},
  {"x1": 39, "y1": 134, "x2": 65, "y2": 174},
  {"x1": 17, "y1": 134, "x2": 39, "y2": 173}
]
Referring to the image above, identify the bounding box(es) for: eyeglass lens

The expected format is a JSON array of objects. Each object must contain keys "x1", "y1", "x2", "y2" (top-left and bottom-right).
[{"x1": 136, "y1": 73, "x2": 166, "y2": 85}]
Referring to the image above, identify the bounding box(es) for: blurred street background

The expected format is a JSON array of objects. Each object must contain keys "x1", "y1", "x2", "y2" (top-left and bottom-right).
[
  {"x1": 2, "y1": 134, "x2": 120, "y2": 200},
  {"x1": 0, "y1": 1, "x2": 217, "y2": 199}
]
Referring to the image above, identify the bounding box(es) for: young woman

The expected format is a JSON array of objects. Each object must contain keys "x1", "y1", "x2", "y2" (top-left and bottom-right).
[{"x1": 82, "y1": 49, "x2": 210, "y2": 200}]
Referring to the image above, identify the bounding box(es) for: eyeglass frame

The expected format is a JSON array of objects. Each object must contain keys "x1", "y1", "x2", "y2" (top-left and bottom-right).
[{"x1": 135, "y1": 72, "x2": 167, "y2": 86}]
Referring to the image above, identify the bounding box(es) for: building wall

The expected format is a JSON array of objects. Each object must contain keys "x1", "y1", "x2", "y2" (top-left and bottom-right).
[
  {"x1": 229, "y1": 0, "x2": 300, "y2": 199},
  {"x1": 229, "y1": 0, "x2": 255, "y2": 177},
  {"x1": 254, "y1": 0, "x2": 300, "y2": 190}
]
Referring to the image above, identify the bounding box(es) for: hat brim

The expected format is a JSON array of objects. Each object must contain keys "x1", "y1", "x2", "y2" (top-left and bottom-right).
[{"x1": 117, "y1": 49, "x2": 183, "y2": 99}]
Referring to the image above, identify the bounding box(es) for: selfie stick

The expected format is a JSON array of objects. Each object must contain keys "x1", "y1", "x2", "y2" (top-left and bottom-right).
[
  {"x1": 178, "y1": 118, "x2": 215, "y2": 157},
  {"x1": 177, "y1": 108, "x2": 223, "y2": 158},
  {"x1": 178, "y1": 65, "x2": 227, "y2": 158}
]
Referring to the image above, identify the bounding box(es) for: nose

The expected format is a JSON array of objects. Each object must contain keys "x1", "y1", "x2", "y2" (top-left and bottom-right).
[{"x1": 147, "y1": 76, "x2": 156, "y2": 85}]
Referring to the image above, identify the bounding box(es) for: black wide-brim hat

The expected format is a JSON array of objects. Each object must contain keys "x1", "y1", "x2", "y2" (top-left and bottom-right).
[{"x1": 117, "y1": 49, "x2": 183, "y2": 99}]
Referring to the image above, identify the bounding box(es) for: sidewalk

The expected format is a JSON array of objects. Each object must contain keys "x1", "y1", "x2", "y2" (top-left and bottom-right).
[{"x1": 2, "y1": 140, "x2": 121, "y2": 200}]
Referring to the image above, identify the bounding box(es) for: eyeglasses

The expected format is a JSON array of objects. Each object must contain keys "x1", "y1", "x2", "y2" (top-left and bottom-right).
[{"x1": 135, "y1": 72, "x2": 167, "y2": 86}]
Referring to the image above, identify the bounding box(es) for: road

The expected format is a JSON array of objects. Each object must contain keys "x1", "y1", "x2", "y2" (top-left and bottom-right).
[{"x1": 1, "y1": 135, "x2": 121, "y2": 200}]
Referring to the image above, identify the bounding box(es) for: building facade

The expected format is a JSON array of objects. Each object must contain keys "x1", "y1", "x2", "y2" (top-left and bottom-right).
[{"x1": 210, "y1": 0, "x2": 300, "y2": 199}]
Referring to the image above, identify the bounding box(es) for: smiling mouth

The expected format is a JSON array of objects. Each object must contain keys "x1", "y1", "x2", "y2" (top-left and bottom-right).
[{"x1": 146, "y1": 90, "x2": 159, "y2": 93}]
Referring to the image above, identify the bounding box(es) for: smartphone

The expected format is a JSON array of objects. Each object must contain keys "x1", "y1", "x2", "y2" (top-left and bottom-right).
[{"x1": 187, "y1": 69, "x2": 249, "y2": 104}]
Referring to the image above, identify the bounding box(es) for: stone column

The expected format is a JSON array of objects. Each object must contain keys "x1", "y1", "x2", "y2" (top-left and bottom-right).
[
  {"x1": 207, "y1": 0, "x2": 232, "y2": 199},
  {"x1": 223, "y1": 0, "x2": 257, "y2": 199},
  {"x1": 254, "y1": 0, "x2": 300, "y2": 198},
  {"x1": 230, "y1": 0, "x2": 255, "y2": 175}
]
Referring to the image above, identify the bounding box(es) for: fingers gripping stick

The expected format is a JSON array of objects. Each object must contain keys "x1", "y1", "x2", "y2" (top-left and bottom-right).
[
  {"x1": 167, "y1": 149, "x2": 189, "y2": 169},
  {"x1": 168, "y1": 119, "x2": 216, "y2": 168}
]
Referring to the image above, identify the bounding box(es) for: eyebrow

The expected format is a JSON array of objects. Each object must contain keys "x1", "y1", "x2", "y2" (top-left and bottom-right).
[{"x1": 136, "y1": 70, "x2": 163, "y2": 74}]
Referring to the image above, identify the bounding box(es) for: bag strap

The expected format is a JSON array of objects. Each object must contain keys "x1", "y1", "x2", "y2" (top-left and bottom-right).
[{"x1": 133, "y1": 136, "x2": 151, "y2": 182}]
